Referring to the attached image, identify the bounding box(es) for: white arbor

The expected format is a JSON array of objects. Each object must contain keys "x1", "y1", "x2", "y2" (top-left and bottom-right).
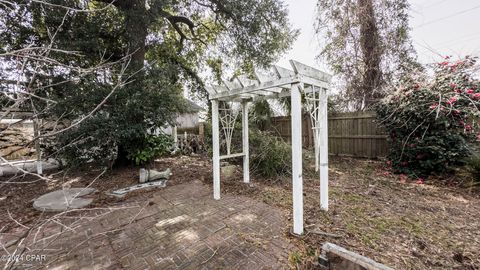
[{"x1": 207, "y1": 60, "x2": 331, "y2": 235}]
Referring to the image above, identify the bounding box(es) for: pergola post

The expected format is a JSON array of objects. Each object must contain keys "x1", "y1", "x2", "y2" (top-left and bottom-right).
[
  {"x1": 314, "y1": 131, "x2": 319, "y2": 172},
  {"x1": 172, "y1": 125, "x2": 178, "y2": 149},
  {"x1": 319, "y1": 88, "x2": 329, "y2": 210},
  {"x1": 211, "y1": 100, "x2": 221, "y2": 200},
  {"x1": 242, "y1": 101, "x2": 250, "y2": 183},
  {"x1": 291, "y1": 83, "x2": 303, "y2": 235}
]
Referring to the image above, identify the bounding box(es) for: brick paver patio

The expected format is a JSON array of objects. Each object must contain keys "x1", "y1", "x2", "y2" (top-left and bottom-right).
[{"x1": 2, "y1": 180, "x2": 297, "y2": 269}]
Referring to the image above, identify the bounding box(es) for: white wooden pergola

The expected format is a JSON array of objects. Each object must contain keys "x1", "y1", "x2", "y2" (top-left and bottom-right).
[{"x1": 207, "y1": 60, "x2": 332, "y2": 235}]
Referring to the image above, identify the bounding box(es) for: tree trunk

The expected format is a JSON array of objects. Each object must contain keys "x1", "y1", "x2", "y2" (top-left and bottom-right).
[
  {"x1": 357, "y1": 0, "x2": 382, "y2": 110},
  {"x1": 114, "y1": 0, "x2": 148, "y2": 166},
  {"x1": 122, "y1": 0, "x2": 148, "y2": 79},
  {"x1": 95, "y1": 0, "x2": 148, "y2": 72}
]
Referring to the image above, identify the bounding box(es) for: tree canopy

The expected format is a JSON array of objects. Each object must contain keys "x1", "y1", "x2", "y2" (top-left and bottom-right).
[
  {"x1": 0, "y1": 0, "x2": 297, "y2": 165},
  {"x1": 315, "y1": 0, "x2": 418, "y2": 110}
]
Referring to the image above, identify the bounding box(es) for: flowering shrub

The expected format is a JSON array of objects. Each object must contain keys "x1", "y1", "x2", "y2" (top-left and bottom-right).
[{"x1": 376, "y1": 56, "x2": 480, "y2": 177}]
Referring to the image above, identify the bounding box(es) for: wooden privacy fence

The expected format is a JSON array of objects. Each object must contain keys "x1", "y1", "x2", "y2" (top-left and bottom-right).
[{"x1": 269, "y1": 111, "x2": 388, "y2": 158}]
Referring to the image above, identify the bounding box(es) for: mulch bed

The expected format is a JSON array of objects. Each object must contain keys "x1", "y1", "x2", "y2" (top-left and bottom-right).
[{"x1": 1, "y1": 154, "x2": 479, "y2": 269}]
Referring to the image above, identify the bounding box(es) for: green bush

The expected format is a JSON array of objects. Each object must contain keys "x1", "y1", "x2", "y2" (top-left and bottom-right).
[
  {"x1": 40, "y1": 65, "x2": 186, "y2": 167},
  {"x1": 127, "y1": 133, "x2": 173, "y2": 165},
  {"x1": 250, "y1": 130, "x2": 291, "y2": 177},
  {"x1": 204, "y1": 115, "x2": 291, "y2": 178},
  {"x1": 466, "y1": 155, "x2": 480, "y2": 182},
  {"x1": 376, "y1": 56, "x2": 480, "y2": 177}
]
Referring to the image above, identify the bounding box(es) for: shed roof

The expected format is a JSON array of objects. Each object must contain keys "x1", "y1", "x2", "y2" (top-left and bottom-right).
[{"x1": 184, "y1": 99, "x2": 205, "y2": 113}]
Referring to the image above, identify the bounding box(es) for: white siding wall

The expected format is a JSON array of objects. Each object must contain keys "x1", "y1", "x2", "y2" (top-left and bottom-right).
[{"x1": 162, "y1": 113, "x2": 199, "y2": 135}]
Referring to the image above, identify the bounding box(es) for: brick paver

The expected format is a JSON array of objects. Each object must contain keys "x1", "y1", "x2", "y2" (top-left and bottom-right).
[{"x1": 1, "y1": 180, "x2": 297, "y2": 269}]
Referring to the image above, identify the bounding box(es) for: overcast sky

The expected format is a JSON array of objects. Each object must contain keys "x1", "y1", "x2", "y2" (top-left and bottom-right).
[{"x1": 277, "y1": 0, "x2": 480, "y2": 71}]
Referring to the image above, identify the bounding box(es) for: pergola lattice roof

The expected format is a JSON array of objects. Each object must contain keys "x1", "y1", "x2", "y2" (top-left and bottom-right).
[{"x1": 207, "y1": 60, "x2": 332, "y2": 101}]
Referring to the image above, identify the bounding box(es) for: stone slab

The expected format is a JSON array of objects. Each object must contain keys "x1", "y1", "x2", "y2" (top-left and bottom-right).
[
  {"x1": 109, "y1": 179, "x2": 168, "y2": 197},
  {"x1": 33, "y1": 188, "x2": 96, "y2": 212}
]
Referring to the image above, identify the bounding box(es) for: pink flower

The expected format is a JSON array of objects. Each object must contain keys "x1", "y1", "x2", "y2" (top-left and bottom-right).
[
  {"x1": 466, "y1": 89, "x2": 475, "y2": 94},
  {"x1": 455, "y1": 89, "x2": 462, "y2": 93},
  {"x1": 429, "y1": 103, "x2": 438, "y2": 109},
  {"x1": 473, "y1": 93, "x2": 480, "y2": 99},
  {"x1": 416, "y1": 178, "x2": 424, "y2": 185},
  {"x1": 450, "y1": 83, "x2": 457, "y2": 88},
  {"x1": 465, "y1": 125, "x2": 472, "y2": 131},
  {"x1": 446, "y1": 97, "x2": 458, "y2": 105},
  {"x1": 440, "y1": 61, "x2": 449, "y2": 66}
]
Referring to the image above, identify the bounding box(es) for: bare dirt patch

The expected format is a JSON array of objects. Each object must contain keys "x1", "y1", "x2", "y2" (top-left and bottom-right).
[{"x1": 217, "y1": 156, "x2": 480, "y2": 270}]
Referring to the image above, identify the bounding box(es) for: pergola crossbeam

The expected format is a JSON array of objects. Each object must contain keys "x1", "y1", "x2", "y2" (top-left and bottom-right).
[
  {"x1": 236, "y1": 75, "x2": 256, "y2": 88},
  {"x1": 219, "y1": 152, "x2": 245, "y2": 160},
  {"x1": 254, "y1": 72, "x2": 284, "y2": 93},
  {"x1": 274, "y1": 65, "x2": 296, "y2": 78},
  {"x1": 210, "y1": 76, "x2": 328, "y2": 101},
  {"x1": 289, "y1": 60, "x2": 332, "y2": 82},
  {"x1": 236, "y1": 75, "x2": 274, "y2": 96},
  {"x1": 210, "y1": 76, "x2": 297, "y2": 100},
  {"x1": 296, "y1": 75, "x2": 330, "y2": 90},
  {"x1": 212, "y1": 85, "x2": 228, "y2": 93},
  {"x1": 205, "y1": 86, "x2": 216, "y2": 95},
  {"x1": 222, "y1": 79, "x2": 241, "y2": 91}
]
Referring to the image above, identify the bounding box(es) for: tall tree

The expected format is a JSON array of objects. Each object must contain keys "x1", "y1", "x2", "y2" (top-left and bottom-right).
[
  {"x1": 0, "y1": 0, "x2": 297, "y2": 166},
  {"x1": 315, "y1": 0, "x2": 417, "y2": 110}
]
